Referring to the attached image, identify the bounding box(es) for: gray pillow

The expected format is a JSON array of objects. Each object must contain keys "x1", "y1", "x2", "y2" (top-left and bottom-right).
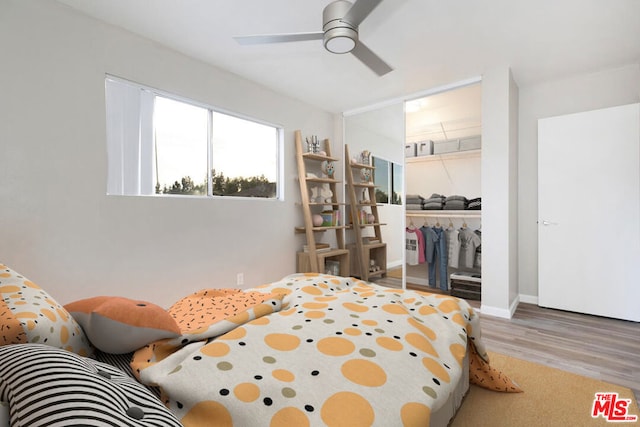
[{"x1": 0, "y1": 344, "x2": 182, "y2": 427}]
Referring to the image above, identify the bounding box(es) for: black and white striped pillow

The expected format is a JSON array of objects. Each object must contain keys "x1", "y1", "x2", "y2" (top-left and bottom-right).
[{"x1": 0, "y1": 344, "x2": 182, "y2": 427}]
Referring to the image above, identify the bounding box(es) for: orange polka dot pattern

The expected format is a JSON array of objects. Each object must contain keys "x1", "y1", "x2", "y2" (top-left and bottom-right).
[
  {"x1": 0, "y1": 264, "x2": 93, "y2": 356},
  {"x1": 133, "y1": 273, "x2": 495, "y2": 427}
]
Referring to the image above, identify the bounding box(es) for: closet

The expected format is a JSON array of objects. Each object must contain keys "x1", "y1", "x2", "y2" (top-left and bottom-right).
[{"x1": 404, "y1": 83, "x2": 482, "y2": 297}]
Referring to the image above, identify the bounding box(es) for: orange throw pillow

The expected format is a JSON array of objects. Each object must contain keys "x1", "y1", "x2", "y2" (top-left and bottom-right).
[{"x1": 65, "y1": 296, "x2": 180, "y2": 354}]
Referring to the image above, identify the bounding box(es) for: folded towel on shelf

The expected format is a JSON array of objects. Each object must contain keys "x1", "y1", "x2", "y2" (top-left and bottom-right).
[
  {"x1": 445, "y1": 195, "x2": 468, "y2": 202},
  {"x1": 443, "y1": 195, "x2": 468, "y2": 210},
  {"x1": 423, "y1": 201, "x2": 444, "y2": 210},
  {"x1": 406, "y1": 203, "x2": 424, "y2": 210},
  {"x1": 467, "y1": 197, "x2": 481, "y2": 210}
]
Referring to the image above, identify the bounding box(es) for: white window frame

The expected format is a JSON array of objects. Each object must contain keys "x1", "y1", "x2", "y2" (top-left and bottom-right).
[{"x1": 105, "y1": 75, "x2": 284, "y2": 201}]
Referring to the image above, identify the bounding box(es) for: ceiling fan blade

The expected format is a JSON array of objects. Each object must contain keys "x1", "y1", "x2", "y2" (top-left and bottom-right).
[
  {"x1": 351, "y1": 41, "x2": 393, "y2": 76},
  {"x1": 341, "y1": 0, "x2": 384, "y2": 26},
  {"x1": 234, "y1": 32, "x2": 323, "y2": 45}
]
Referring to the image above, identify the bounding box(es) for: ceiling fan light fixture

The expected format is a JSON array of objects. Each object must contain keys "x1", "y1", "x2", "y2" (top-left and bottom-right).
[{"x1": 324, "y1": 27, "x2": 357, "y2": 53}]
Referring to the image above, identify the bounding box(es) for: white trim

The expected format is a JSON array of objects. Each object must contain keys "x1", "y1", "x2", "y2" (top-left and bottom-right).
[
  {"x1": 342, "y1": 75, "x2": 483, "y2": 117},
  {"x1": 519, "y1": 293, "x2": 538, "y2": 305},
  {"x1": 105, "y1": 74, "x2": 284, "y2": 129},
  {"x1": 480, "y1": 295, "x2": 520, "y2": 319}
]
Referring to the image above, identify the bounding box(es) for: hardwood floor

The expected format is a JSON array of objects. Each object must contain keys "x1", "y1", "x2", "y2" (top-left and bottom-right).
[{"x1": 373, "y1": 276, "x2": 640, "y2": 402}]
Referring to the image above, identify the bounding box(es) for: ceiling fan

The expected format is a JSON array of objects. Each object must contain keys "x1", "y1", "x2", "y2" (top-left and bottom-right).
[{"x1": 233, "y1": 0, "x2": 393, "y2": 76}]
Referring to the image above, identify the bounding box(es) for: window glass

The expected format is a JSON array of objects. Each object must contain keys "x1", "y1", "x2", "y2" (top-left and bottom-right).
[
  {"x1": 105, "y1": 76, "x2": 282, "y2": 199},
  {"x1": 211, "y1": 112, "x2": 277, "y2": 198},
  {"x1": 154, "y1": 96, "x2": 208, "y2": 195},
  {"x1": 392, "y1": 163, "x2": 403, "y2": 205},
  {"x1": 373, "y1": 157, "x2": 389, "y2": 203}
]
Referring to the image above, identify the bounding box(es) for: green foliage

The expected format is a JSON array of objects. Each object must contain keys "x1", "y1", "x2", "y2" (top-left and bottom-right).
[{"x1": 156, "y1": 170, "x2": 275, "y2": 198}]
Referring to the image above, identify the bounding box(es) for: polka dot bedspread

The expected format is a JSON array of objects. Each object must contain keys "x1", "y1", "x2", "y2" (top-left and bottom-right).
[{"x1": 132, "y1": 273, "x2": 489, "y2": 427}]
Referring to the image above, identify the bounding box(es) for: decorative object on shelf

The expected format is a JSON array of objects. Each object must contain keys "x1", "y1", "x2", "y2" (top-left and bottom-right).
[
  {"x1": 306, "y1": 135, "x2": 321, "y2": 153},
  {"x1": 360, "y1": 150, "x2": 371, "y2": 165},
  {"x1": 319, "y1": 184, "x2": 333, "y2": 203},
  {"x1": 325, "y1": 260, "x2": 340, "y2": 276},
  {"x1": 321, "y1": 160, "x2": 335, "y2": 178},
  {"x1": 320, "y1": 210, "x2": 340, "y2": 226},
  {"x1": 367, "y1": 213, "x2": 375, "y2": 223},
  {"x1": 360, "y1": 189, "x2": 370, "y2": 204},
  {"x1": 360, "y1": 167, "x2": 371, "y2": 183},
  {"x1": 309, "y1": 184, "x2": 333, "y2": 204},
  {"x1": 312, "y1": 214, "x2": 324, "y2": 227}
]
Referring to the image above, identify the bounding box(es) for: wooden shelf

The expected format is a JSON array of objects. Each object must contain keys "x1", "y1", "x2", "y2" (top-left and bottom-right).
[
  {"x1": 348, "y1": 222, "x2": 387, "y2": 228},
  {"x1": 295, "y1": 225, "x2": 349, "y2": 233},
  {"x1": 297, "y1": 249, "x2": 350, "y2": 276},
  {"x1": 294, "y1": 130, "x2": 348, "y2": 275},
  {"x1": 305, "y1": 177, "x2": 340, "y2": 184},
  {"x1": 302, "y1": 152, "x2": 339, "y2": 162},
  {"x1": 349, "y1": 162, "x2": 374, "y2": 170},
  {"x1": 344, "y1": 144, "x2": 386, "y2": 282}
]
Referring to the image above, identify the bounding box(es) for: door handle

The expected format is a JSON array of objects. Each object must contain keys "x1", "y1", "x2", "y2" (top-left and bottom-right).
[{"x1": 539, "y1": 220, "x2": 558, "y2": 226}]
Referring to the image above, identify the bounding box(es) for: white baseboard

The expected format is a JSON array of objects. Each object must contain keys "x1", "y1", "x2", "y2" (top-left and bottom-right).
[
  {"x1": 519, "y1": 293, "x2": 538, "y2": 305},
  {"x1": 386, "y1": 260, "x2": 403, "y2": 269},
  {"x1": 480, "y1": 295, "x2": 520, "y2": 319}
]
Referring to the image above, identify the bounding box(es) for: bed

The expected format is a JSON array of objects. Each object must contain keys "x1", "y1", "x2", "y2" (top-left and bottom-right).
[{"x1": 0, "y1": 264, "x2": 520, "y2": 427}]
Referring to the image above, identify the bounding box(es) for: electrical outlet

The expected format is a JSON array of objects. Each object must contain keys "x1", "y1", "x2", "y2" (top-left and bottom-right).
[{"x1": 236, "y1": 273, "x2": 244, "y2": 286}]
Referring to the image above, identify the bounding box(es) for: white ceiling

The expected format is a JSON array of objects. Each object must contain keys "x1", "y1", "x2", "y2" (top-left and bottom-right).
[{"x1": 56, "y1": 0, "x2": 640, "y2": 113}]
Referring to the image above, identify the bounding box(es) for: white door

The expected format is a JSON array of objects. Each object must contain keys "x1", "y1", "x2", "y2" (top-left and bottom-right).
[{"x1": 538, "y1": 103, "x2": 640, "y2": 322}]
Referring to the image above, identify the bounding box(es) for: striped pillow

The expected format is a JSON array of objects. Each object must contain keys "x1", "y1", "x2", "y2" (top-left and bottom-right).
[{"x1": 0, "y1": 344, "x2": 182, "y2": 427}]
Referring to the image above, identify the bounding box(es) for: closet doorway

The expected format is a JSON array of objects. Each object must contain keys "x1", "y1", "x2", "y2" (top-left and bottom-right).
[{"x1": 402, "y1": 83, "x2": 482, "y2": 299}]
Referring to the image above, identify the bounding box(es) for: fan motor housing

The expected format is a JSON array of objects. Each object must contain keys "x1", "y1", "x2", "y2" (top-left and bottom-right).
[{"x1": 323, "y1": 0, "x2": 358, "y2": 54}]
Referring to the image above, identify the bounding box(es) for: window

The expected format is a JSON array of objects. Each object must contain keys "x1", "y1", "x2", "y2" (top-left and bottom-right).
[
  {"x1": 105, "y1": 76, "x2": 282, "y2": 199},
  {"x1": 373, "y1": 156, "x2": 403, "y2": 205}
]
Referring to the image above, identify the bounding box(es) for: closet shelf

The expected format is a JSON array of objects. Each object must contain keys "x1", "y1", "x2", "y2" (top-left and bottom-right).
[
  {"x1": 406, "y1": 210, "x2": 481, "y2": 218},
  {"x1": 406, "y1": 149, "x2": 480, "y2": 163}
]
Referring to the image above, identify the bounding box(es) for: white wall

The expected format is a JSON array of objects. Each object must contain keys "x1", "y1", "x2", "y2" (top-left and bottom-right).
[
  {"x1": 406, "y1": 155, "x2": 482, "y2": 199},
  {"x1": 517, "y1": 64, "x2": 640, "y2": 302},
  {"x1": 481, "y1": 66, "x2": 520, "y2": 318},
  {"x1": 0, "y1": 0, "x2": 336, "y2": 306},
  {"x1": 343, "y1": 103, "x2": 405, "y2": 268}
]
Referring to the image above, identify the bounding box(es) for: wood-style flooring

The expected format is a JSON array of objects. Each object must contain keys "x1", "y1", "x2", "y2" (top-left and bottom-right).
[{"x1": 373, "y1": 276, "x2": 640, "y2": 402}]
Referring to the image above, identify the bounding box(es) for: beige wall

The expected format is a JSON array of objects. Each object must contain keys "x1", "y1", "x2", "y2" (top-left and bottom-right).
[{"x1": 0, "y1": 0, "x2": 335, "y2": 306}]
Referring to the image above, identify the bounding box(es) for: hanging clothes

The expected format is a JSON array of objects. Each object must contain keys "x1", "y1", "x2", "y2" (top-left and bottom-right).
[
  {"x1": 421, "y1": 225, "x2": 448, "y2": 291},
  {"x1": 458, "y1": 227, "x2": 481, "y2": 269},
  {"x1": 405, "y1": 227, "x2": 425, "y2": 266},
  {"x1": 445, "y1": 227, "x2": 460, "y2": 268}
]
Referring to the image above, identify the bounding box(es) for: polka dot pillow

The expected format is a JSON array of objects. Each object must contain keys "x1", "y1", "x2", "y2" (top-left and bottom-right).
[
  {"x1": 0, "y1": 263, "x2": 93, "y2": 356},
  {"x1": 0, "y1": 344, "x2": 182, "y2": 427}
]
